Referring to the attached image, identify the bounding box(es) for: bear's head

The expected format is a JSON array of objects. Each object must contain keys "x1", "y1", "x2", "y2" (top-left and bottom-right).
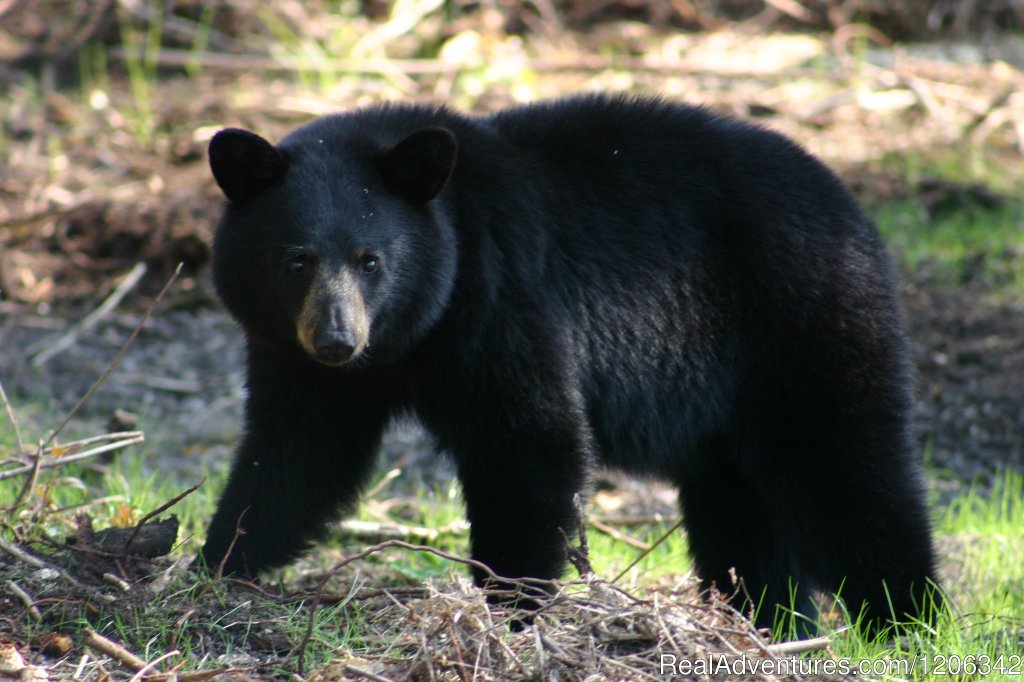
[{"x1": 208, "y1": 119, "x2": 459, "y2": 367}]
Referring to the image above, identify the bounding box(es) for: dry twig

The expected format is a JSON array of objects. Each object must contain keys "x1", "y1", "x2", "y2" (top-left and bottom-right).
[
  {"x1": 0, "y1": 378, "x2": 25, "y2": 453},
  {"x1": 565, "y1": 493, "x2": 594, "y2": 577},
  {"x1": 0, "y1": 432, "x2": 145, "y2": 481},
  {"x1": 765, "y1": 633, "x2": 833, "y2": 655},
  {"x1": 611, "y1": 518, "x2": 684, "y2": 584},
  {"x1": 83, "y1": 629, "x2": 148, "y2": 672},
  {"x1": 7, "y1": 580, "x2": 41, "y2": 621},
  {"x1": 343, "y1": 665, "x2": 392, "y2": 682},
  {"x1": 44, "y1": 263, "x2": 181, "y2": 449},
  {"x1": 338, "y1": 518, "x2": 467, "y2": 542},
  {"x1": 589, "y1": 518, "x2": 652, "y2": 550},
  {"x1": 764, "y1": 0, "x2": 816, "y2": 23},
  {"x1": 215, "y1": 507, "x2": 248, "y2": 579},
  {"x1": 121, "y1": 478, "x2": 203, "y2": 561},
  {"x1": 127, "y1": 650, "x2": 179, "y2": 682},
  {"x1": 0, "y1": 536, "x2": 47, "y2": 569},
  {"x1": 5, "y1": 441, "x2": 43, "y2": 512},
  {"x1": 30, "y1": 261, "x2": 147, "y2": 367},
  {"x1": 294, "y1": 539, "x2": 545, "y2": 673}
]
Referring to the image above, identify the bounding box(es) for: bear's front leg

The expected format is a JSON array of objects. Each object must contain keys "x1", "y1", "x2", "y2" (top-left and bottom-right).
[
  {"x1": 451, "y1": 420, "x2": 591, "y2": 598},
  {"x1": 200, "y1": 346, "x2": 391, "y2": 576}
]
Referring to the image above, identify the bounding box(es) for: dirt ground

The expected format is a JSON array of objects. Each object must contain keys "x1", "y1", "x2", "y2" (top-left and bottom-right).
[{"x1": 907, "y1": 280, "x2": 1024, "y2": 488}]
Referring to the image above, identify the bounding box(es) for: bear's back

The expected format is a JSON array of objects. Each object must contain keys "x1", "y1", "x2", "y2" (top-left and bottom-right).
[{"x1": 454, "y1": 96, "x2": 900, "y2": 477}]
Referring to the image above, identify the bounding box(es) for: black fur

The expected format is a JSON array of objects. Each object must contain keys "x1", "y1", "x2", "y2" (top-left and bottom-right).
[{"x1": 201, "y1": 94, "x2": 940, "y2": 634}]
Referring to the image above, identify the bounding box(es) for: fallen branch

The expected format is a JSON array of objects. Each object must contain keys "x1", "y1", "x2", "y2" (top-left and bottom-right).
[
  {"x1": 30, "y1": 261, "x2": 148, "y2": 367},
  {"x1": 7, "y1": 580, "x2": 41, "y2": 621},
  {"x1": 588, "y1": 514, "x2": 681, "y2": 527},
  {"x1": 763, "y1": 633, "x2": 832, "y2": 655},
  {"x1": 565, "y1": 493, "x2": 594, "y2": 577},
  {"x1": 110, "y1": 373, "x2": 203, "y2": 393},
  {"x1": 0, "y1": 194, "x2": 103, "y2": 232},
  {"x1": 66, "y1": 515, "x2": 179, "y2": 562},
  {"x1": 314, "y1": 586, "x2": 430, "y2": 604},
  {"x1": 44, "y1": 263, "x2": 181, "y2": 449},
  {"x1": 83, "y1": 629, "x2": 148, "y2": 672},
  {"x1": 0, "y1": 432, "x2": 145, "y2": 481},
  {"x1": 80, "y1": 516, "x2": 180, "y2": 559},
  {"x1": 589, "y1": 518, "x2": 651, "y2": 551},
  {"x1": 122, "y1": 478, "x2": 203, "y2": 560},
  {"x1": 361, "y1": 466, "x2": 402, "y2": 500},
  {"x1": 763, "y1": 0, "x2": 815, "y2": 23},
  {"x1": 117, "y1": 0, "x2": 240, "y2": 52},
  {"x1": 338, "y1": 518, "x2": 467, "y2": 542},
  {"x1": 0, "y1": 536, "x2": 47, "y2": 568},
  {"x1": 144, "y1": 668, "x2": 248, "y2": 682},
  {"x1": 343, "y1": 664, "x2": 392, "y2": 682},
  {"x1": 102, "y1": 573, "x2": 132, "y2": 592}
]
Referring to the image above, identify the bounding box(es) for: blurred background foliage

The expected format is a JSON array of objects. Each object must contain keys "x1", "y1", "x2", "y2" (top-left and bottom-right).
[
  {"x1": 0, "y1": 0, "x2": 1021, "y2": 307},
  {"x1": 2, "y1": 0, "x2": 1024, "y2": 65}
]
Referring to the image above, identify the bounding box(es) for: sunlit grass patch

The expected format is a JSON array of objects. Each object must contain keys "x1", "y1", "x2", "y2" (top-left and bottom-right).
[{"x1": 875, "y1": 197, "x2": 1024, "y2": 296}]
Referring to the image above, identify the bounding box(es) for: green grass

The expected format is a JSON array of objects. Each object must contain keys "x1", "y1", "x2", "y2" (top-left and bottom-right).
[
  {"x1": 874, "y1": 197, "x2": 1024, "y2": 296},
  {"x1": 116, "y1": 5, "x2": 163, "y2": 148},
  {"x1": 827, "y1": 472, "x2": 1024, "y2": 677},
  {"x1": 938, "y1": 472, "x2": 1024, "y2": 624},
  {"x1": 0, "y1": 430, "x2": 218, "y2": 548},
  {"x1": 880, "y1": 146, "x2": 1023, "y2": 197},
  {"x1": 870, "y1": 143, "x2": 1024, "y2": 300},
  {"x1": 590, "y1": 520, "x2": 690, "y2": 584}
]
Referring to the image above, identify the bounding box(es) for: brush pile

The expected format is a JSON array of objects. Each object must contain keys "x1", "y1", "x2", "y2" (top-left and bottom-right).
[{"x1": 306, "y1": 575, "x2": 835, "y2": 681}]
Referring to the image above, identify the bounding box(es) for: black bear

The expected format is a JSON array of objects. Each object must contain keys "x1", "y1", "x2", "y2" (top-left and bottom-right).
[{"x1": 200, "y1": 94, "x2": 940, "y2": 635}]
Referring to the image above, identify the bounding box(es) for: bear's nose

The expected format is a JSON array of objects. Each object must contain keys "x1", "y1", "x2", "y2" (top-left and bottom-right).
[{"x1": 314, "y1": 330, "x2": 356, "y2": 364}]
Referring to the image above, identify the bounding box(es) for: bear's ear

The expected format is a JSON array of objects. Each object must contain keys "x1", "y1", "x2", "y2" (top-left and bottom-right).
[
  {"x1": 379, "y1": 127, "x2": 457, "y2": 204},
  {"x1": 209, "y1": 128, "x2": 287, "y2": 203}
]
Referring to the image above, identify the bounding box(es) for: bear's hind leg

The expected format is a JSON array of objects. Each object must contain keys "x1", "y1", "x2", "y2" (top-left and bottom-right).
[
  {"x1": 676, "y1": 460, "x2": 818, "y2": 638},
  {"x1": 802, "y1": 469, "x2": 942, "y2": 636}
]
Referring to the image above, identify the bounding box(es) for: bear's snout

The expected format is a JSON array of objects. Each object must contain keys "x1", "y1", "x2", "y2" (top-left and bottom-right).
[
  {"x1": 295, "y1": 271, "x2": 370, "y2": 364},
  {"x1": 314, "y1": 329, "x2": 358, "y2": 364}
]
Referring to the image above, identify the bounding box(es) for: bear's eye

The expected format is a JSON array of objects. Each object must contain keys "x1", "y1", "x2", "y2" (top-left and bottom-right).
[
  {"x1": 359, "y1": 254, "x2": 380, "y2": 274},
  {"x1": 288, "y1": 252, "x2": 309, "y2": 274}
]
